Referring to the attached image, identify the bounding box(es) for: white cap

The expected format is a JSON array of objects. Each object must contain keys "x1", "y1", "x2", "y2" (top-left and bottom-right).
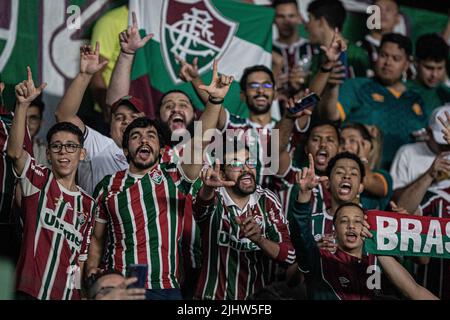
[{"x1": 429, "y1": 105, "x2": 450, "y2": 145}]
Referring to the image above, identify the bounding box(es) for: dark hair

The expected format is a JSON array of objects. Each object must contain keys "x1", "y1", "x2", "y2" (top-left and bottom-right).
[
  {"x1": 46, "y1": 122, "x2": 84, "y2": 146},
  {"x1": 30, "y1": 95, "x2": 45, "y2": 118},
  {"x1": 307, "y1": 0, "x2": 346, "y2": 31},
  {"x1": 122, "y1": 117, "x2": 168, "y2": 151},
  {"x1": 416, "y1": 33, "x2": 449, "y2": 64},
  {"x1": 86, "y1": 270, "x2": 124, "y2": 300},
  {"x1": 240, "y1": 65, "x2": 275, "y2": 92},
  {"x1": 325, "y1": 151, "x2": 366, "y2": 181},
  {"x1": 272, "y1": 0, "x2": 298, "y2": 9},
  {"x1": 333, "y1": 202, "x2": 365, "y2": 225},
  {"x1": 341, "y1": 122, "x2": 372, "y2": 143},
  {"x1": 218, "y1": 133, "x2": 252, "y2": 171},
  {"x1": 306, "y1": 120, "x2": 340, "y2": 142},
  {"x1": 156, "y1": 89, "x2": 195, "y2": 118},
  {"x1": 380, "y1": 33, "x2": 412, "y2": 57}
]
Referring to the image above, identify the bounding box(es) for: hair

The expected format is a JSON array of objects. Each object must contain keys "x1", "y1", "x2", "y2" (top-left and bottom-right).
[
  {"x1": 332, "y1": 202, "x2": 365, "y2": 225},
  {"x1": 239, "y1": 65, "x2": 275, "y2": 92},
  {"x1": 272, "y1": 0, "x2": 298, "y2": 9},
  {"x1": 307, "y1": 0, "x2": 346, "y2": 31},
  {"x1": 306, "y1": 120, "x2": 340, "y2": 142},
  {"x1": 415, "y1": 33, "x2": 449, "y2": 64},
  {"x1": 325, "y1": 151, "x2": 366, "y2": 181},
  {"x1": 341, "y1": 122, "x2": 372, "y2": 143},
  {"x1": 122, "y1": 117, "x2": 168, "y2": 151},
  {"x1": 156, "y1": 89, "x2": 195, "y2": 118},
  {"x1": 380, "y1": 33, "x2": 412, "y2": 57},
  {"x1": 30, "y1": 95, "x2": 45, "y2": 118},
  {"x1": 86, "y1": 270, "x2": 124, "y2": 300},
  {"x1": 218, "y1": 133, "x2": 251, "y2": 171},
  {"x1": 46, "y1": 122, "x2": 84, "y2": 146}
]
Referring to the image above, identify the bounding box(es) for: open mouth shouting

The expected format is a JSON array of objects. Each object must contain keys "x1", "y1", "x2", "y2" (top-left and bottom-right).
[
  {"x1": 137, "y1": 145, "x2": 153, "y2": 161},
  {"x1": 239, "y1": 172, "x2": 255, "y2": 187},
  {"x1": 169, "y1": 113, "x2": 186, "y2": 130},
  {"x1": 315, "y1": 149, "x2": 329, "y2": 166},
  {"x1": 338, "y1": 181, "x2": 352, "y2": 196},
  {"x1": 345, "y1": 230, "x2": 358, "y2": 243}
]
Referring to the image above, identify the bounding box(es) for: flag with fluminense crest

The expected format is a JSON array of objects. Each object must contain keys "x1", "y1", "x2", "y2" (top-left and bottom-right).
[{"x1": 129, "y1": 0, "x2": 274, "y2": 118}]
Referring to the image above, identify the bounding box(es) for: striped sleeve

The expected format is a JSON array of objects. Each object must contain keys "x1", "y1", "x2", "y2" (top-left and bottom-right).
[
  {"x1": 93, "y1": 177, "x2": 108, "y2": 223},
  {"x1": 263, "y1": 189, "x2": 296, "y2": 264},
  {"x1": 17, "y1": 153, "x2": 50, "y2": 197}
]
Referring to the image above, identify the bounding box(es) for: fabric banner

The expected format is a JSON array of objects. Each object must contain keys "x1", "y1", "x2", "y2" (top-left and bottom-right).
[
  {"x1": 129, "y1": 0, "x2": 274, "y2": 118},
  {"x1": 365, "y1": 210, "x2": 450, "y2": 259}
]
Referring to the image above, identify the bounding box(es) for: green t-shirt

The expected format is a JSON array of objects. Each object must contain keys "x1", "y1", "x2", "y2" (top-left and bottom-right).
[
  {"x1": 338, "y1": 77, "x2": 428, "y2": 170},
  {"x1": 406, "y1": 81, "x2": 450, "y2": 116},
  {"x1": 360, "y1": 169, "x2": 393, "y2": 211}
]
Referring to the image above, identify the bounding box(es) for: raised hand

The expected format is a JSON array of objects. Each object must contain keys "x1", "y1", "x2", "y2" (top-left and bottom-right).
[
  {"x1": 389, "y1": 201, "x2": 410, "y2": 215},
  {"x1": 176, "y1": 55, "x2": 200, "y2": 82},
  {"x1": 356, "y1": 138, "x2": 371, "y2": 162},
  {"x1": 284, "y1": 90, "x2": 313, "y2": 119},
  {"x1": 316, "y1": 233, "x2": 337, "y2": 252},
  {"x1": 15, "y1": 67, "x2": 47, "y2": 105},
  {"x1": 235, "y1": 207, "x2": 262, "y2": 244},
  {"x1": 438, "y1": 111, "x2": 450, "y2": 145},
  {"x1": 320, "y1": 28, "x2": 347, "y2": 63},
  {"x1": 80, "y1": 42, "x2": 108, "y2": 75},
  {"x1": 200, "y1": 160, "x2": 236, "y2": 188},
  {"x1": 295, "y1": 153, "x2": 328, "y2": 193},
  {"x1": 119, "y1": 11, "x2": 153, "y2": 54},
  {"x1": 198, "y1": 60, "x2": 234, "y2": 100},
  {"x1": 361, "y1": 214, "x2": 373, "y2": 240}
]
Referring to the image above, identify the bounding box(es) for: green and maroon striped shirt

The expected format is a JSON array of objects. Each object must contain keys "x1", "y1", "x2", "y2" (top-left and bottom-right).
[
  {"x1": 192, "y1": 185, "x2": 295, "y2": 300},
  {"x1": 94, "y1": 162, "x2": 193, "y2": 289}
]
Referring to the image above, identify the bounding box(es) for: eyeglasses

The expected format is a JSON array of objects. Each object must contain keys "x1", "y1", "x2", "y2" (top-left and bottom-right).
[
  {"x1": 226, "y1": 160, "x2": 257, "y2": 171},
  {"x1": 247, "y1": 82, "x2": 274, "y2": 90},
  {"x1": 49, "y1": 143, "x2": 82, "y2": 153}
]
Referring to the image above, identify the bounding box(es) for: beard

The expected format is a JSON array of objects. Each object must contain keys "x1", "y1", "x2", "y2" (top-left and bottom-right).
[
  {"x1": 129, "y1": 146, "x2": 160, "y2": 171},
  {"x1": 232, "y1": 172, "x2": 257, "y2": 196},
  {"x1": 246, "y1": 95, "x2": 272, "y2": 115},
  {"x1": 161, "y1": 118, "x2": 195, "y2": 148}
]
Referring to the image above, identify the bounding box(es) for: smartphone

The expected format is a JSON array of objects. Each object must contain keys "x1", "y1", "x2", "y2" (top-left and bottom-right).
[
  {"x1": 288, "y1": 92, "x2": 320, "y2": 114},
  {"x1": 339, "y1": 51, "x2": 348, "y2": 78},
  {"x1": 126, "y1": 264, "x2": 148, "y2": 288}
]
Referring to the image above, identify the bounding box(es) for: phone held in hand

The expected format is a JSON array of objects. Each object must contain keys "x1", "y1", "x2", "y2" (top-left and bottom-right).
[
  {"x1": 339, "y1": 51, "x2": 348, "y2": 78},
  {"x1": 288, "y1": 92, "x2": 320, "y2": 114},
  {"x1": 126, "y1": 264, "x2": 148, "y2": 288}
]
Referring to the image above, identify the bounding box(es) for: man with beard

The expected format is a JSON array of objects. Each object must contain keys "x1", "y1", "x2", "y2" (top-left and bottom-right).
[
  {"x1": 86, "y1": 65, "x2": 234, "y2": 300},
  {"x1": 192, "y1": 139, "x2": 295, "y2": 300},
  {"x1": 318, "y1": 33, "x2": 427, "y2": 170}
]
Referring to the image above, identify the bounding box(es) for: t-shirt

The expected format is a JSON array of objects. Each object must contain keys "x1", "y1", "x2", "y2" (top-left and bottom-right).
[
  {"x1": 90, "y1": 5, "x2": 128, "y2": 86},
  {"x1": 78, "y1": 126, "x2": 128, "y2": 195},
  {"x1": 390, "y1": 142, "x2": 450, "y2": 190},
  {"x1": 406, "y1": 81, "x2": 450, "y2": 116},
  {"x1": 192, "y1": 185, "x2": 295, "y2": 300},
  {"x1": 337, "y1": 77, "x2": 428, "y2": 170},
  {"x1": 94, "y1": 162, "x2": 193, "y2": 290},
  {"x1": 15, "y1": 155, "x2": 96, "y2": 300}
]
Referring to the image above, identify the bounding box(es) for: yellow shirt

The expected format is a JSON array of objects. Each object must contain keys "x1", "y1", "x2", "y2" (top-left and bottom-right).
[{"x1": 90, "y1": 5, "x2": 129, "y2": 86}]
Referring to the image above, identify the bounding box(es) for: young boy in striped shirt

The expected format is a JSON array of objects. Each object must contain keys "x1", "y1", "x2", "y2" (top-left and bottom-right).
[{"x1": 7, "y1": 68, "x2": 97, "y2": 300}]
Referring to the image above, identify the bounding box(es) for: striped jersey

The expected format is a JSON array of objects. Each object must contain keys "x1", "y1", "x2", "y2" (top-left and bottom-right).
[
  {"x1": 94, "y1": 162, "x2": 193, "y2": 289},
  {"x1": 192, "y1": 184, "x2": 295, "y2": 300},
  {"x1": 0, "y1": 109, "x2": 33, "y2": 222},
  {"x1": 16, "y1": 155, "x2": 96, "y2": 300},
  {"x1": 418, "y1": 187, "x2": 450, "y2": 299}
]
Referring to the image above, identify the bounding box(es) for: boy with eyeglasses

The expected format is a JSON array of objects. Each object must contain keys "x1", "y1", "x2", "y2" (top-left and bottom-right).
[
  {"x1": 192, "y1": 138, "x2": 295, "y2": 300},
  {"x1": 7, "y1": 68, "x2": 97, "y2": 300}
]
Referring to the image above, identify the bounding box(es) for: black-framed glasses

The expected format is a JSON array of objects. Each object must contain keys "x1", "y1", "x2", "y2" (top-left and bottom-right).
[
  {"x1": 247, "y1": 82, "x2": 274, "y2": 90},
  {"x1": 49, "y1": 143, "x2": 82, "y2": 153},
  {"x1": 226, "y1": 160, "x2": 257, "y2": 171}
]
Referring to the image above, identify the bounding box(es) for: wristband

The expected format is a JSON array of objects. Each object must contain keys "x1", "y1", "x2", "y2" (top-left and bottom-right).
[
  {"x1": 121, "y1": 48, "x2": 135, "y2": 55},
  {"x1": 208, "y1": 96, "x2": 224, "y2": 105},
  {"x1": 320, "y1": 65, "x2": 333, "y2": 73}
]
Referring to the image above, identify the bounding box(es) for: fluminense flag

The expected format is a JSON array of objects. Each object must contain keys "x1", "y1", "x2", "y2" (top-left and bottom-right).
[
  {"x1": 129, "y1": 0, "x2": 274, "y2": 117},
  {"x1": 365, "y1": 210, "x2": 450, "y2": 259}
]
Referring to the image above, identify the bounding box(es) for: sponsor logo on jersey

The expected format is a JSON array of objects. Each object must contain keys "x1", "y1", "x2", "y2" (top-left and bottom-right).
[{"x1": 339, "y1": 276, "x2": 350, "y2": 287}]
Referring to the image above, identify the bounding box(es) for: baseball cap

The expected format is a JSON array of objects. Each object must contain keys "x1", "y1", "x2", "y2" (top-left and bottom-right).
[
  {"x1": 429, "y1": 105, "x2": 450, "y2": 145},
  {"x1": 111, "y1": 95, "x2": 144, "y2": 114}
]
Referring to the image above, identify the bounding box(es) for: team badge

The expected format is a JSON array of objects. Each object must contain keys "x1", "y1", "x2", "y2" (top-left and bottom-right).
[
  {"x1": 161, "y1": 0, "x2": 237, "y2": 84},
  {"x1": 150, "y1": 169, "x2": 163, "y2": 184}
]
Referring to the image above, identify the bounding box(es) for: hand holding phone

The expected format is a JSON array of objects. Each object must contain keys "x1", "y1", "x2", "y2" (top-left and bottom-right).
[
  {"x1": 338, "y1": 51, "x2": 348, "y2": 79},
  {"x1": 287, "y1": 92, "x2": 320, "y2": 114},
  {"x1": 126, "y1": 264, "x2": 148, "y2": 288}
]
